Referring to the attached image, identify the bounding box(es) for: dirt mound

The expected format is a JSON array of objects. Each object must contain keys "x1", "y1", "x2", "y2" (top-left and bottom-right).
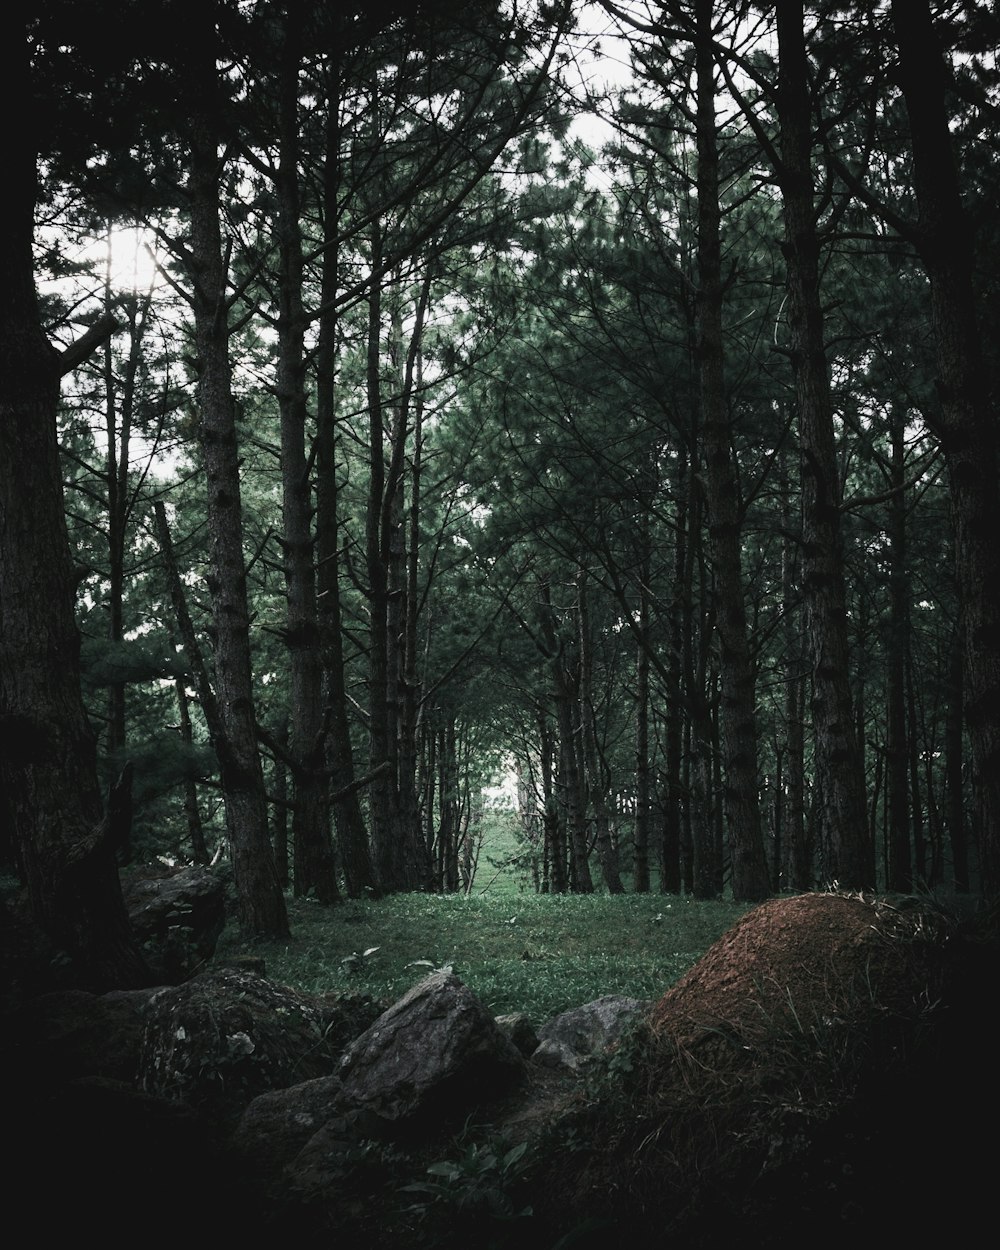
[
  {"x1": 531, "y1": 891, "x2": 996, "y2": 1249},
  {"x1": 652, "y1": 891, "x2": 946, "y2": 1047}
]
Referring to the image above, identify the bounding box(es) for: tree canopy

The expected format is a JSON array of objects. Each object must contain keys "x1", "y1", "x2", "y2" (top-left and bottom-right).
[{"x1": 3, "y1": 0, "x2": 999, "y2": 984}]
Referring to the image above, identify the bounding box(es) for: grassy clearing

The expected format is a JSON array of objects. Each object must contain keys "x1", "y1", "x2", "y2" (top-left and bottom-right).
[{"x1": 218, "y1": 887, "x2": 751, "y2": 1024}]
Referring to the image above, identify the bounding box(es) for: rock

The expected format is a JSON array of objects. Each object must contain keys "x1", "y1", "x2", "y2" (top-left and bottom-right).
[
  {"x1": 339, "y1": 969, "x2": 526, "y2": 1126},
  {"x1": 6, "y1": 986, "x2": 158, "y2": 1084},
  {"x1": 138, "y1": 968, "x2": 340, "y2": 1128},
  {"x1": 496, "y1": 1011, "x2": 539, "y2": 1057},
  {"x1": 532, "y1": 892, "x2": 987, "y2": 1248},
  {"x1": 533, "y1": 994, "x2": 651, "y2": 1070},
  {"x1": 122, "y1": 864, "x2": 226, "y2": 982},
  {"x1": 230, "y1": 1073, "x2": 347, "y2": 1176}
]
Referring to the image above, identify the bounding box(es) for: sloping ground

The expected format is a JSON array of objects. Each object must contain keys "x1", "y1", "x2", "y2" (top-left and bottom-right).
[{"x1": 530, "y1": 891, "x2": 998, "y2": 1249}]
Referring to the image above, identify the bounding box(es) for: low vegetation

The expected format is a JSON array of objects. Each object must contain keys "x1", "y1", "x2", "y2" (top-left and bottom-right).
[{"x1": 216, "y1": 884, "x2": 751, "y2": 1024}]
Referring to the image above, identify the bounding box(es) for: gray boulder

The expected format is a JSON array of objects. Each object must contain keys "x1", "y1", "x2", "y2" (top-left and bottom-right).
[
  {"x1": 496, "y1": 1011, "x2": 540, "y2": 1057},
  {"x1": 339, "y1": 969, "x2": 526, "y2": 1125},
  {"x1": 123, "y1": 864, "x2": 225, "y2": 982},
  {"x1": 230, "y1": 1073, "x2": 346, "y2": 1176},
  {"x1": 138, "y1": 969, "x2": 340, "y2": 1127},
  {"x1": 7, "y1": 986, "x2": 158, "y2": 1084},
  {"x1": 533, "y1": 994, "x2": 651, "y2": 1071}
]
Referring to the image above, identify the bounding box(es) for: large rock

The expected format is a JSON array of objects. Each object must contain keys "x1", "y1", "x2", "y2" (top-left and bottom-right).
[
  {"x1": 138, "y1": 968, "x2": 340, "y2": 1127},
  {"x1": 5, "y1": 986, "x2": 158, "y2": 1084},
  {"x1": 230, "y1": 1073, "x2": 347, "y2": 1176},
  {"x1": 496, "y1": 1011, "x2": 540, "y2": 1057},
  {"x1": 122, "y1": 864, "x2": 226, "y2": 982},
  {"x1": 533, "y1": 994, "x2": 651, "y2": 1070},
  {"x1": 338, "y1": 969, "x2": 526, "y2": 1126}
]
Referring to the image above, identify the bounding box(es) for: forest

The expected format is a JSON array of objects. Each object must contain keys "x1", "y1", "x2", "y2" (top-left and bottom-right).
[{"x1": 2, "y1": 0, "x2": 1000, "y2": 993}]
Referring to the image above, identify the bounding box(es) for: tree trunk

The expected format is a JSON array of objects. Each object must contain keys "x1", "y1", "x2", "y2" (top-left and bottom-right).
[
  {"x1": 776, "y1": 0, "x2": 872, "y2": 889},
  {"x1": 578, "y1": 571, "x2": 624, "y2": 894},
  {"x1": 661, "y1": 455, "x2": 688, "y2": 895},
  {"x1": 315, "y1": 55, "x2": 377, "y2": 900},
  {"x1": 695, "y1": 0, "x2": 770, "y2": 902},
  {"x1": 778, "y1": 446, "x2": 810, "y2": 890},
  {"x1": 185, "y1": 9, "x2": 288, "y2": 937},
  {"x1": 0, "y1": 15, "x2": 150, "y2": 990},
  {"x1": 634, "y1": 544, "x2": 652, "y2": 893},
  {"x1": 945, "y1": 626, "x2": 969, "y2": 892},
  {"x1": 891, "y1": 0, "x2": 1000, "y2": 898},
  {"x1": 539, "y1": 710, "x2": 566, "y2": 894},
  {"x1": 275, "y1": 11, "x2": 338, "y2": 904},
  {"x1": 886, "y1": 410, "x2": 912, "y2": 892}
]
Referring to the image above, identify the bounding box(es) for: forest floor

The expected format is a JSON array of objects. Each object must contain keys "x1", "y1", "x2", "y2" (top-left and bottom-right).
[{"x1": 2, "y1": 880, "x2": 996, "y2": 1248}]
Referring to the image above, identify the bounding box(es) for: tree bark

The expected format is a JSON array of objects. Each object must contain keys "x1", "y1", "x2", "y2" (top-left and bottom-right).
[
  {"x1": 275, "y1": 10, "x2": 339, "y2": 904},
  {"x1": 694, "y1": 0, "x2": 770, "y2": 902},
  {"x1": 776, "y1": 0, "x2": 873, "y2": 889},
  {"x1": 886, "y1": 409, "x2": 912, "y2": 892},
  {"x1": 578, "y1": 570, "x2": 624, "y2": 894},
  {"x1": 890, "y1": 0, "x2": 1000, "y2": 898},
  {"x1": 634, "y1": 529, "x2": 652, "y2": 893},
  {"x1": 0, "y1": 14, "x2": 150, "y2": 990},
  {"x1": 315, "y1": 53, "x2": 377, "y2": 899},
  {"x1": 185, "y1": 5, "x2": 288, "y2": 937}
]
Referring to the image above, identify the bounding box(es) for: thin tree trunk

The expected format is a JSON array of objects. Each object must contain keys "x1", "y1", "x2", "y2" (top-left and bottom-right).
[
  {"x1": 275, "y1": 10, "x2": 338, "y2": 904},
  {"x1": 634, "y1": 546, "x2": 652, "y2": 893},
  {"x1": 944, "y1": 627, "x2": 969, "y2": 892},
  {"x1": 776, "y1": 0, "x2": 872, "y2": 889},
  {"x1": 578, "y1": 570, "x2": 624, "y2": 894},
  {"x1": 886, "y1": 410, "x2": 911, "y2": 892},
  {"x1": 165, "y1": 614, "x2": 209, "y2": 866},
  {"x1": 315, "y1": 55, "x2": 376, "y2": 900},
  {"x1": 778, "y1": 448, "x2": 810, "y2": 890},
  {"x1": 539, "y1": 710, "x2": 566, "y2": 894},
  {"x1": 186, "y1": 8, "x2": 288, "y2": 937},
  {"x1": 695, "y1": 0, "x2": 769, "y2": 902}
]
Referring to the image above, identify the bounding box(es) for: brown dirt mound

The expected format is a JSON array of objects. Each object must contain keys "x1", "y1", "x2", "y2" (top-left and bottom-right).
[
  {"x1": 651, "y1": 891, "x2": 946, "y2": 1047},
  {"x1": 531, "y1": 891, "x2": 992, "y2": 1250}
]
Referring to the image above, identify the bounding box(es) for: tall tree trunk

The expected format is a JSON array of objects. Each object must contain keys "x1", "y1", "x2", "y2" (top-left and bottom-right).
[
  {"x1": 578, "y1": 571, "x2": 624, "y2": 894},
  {"x1": 778, "y1": 446, "x2": 810, "y2": 890},
  {"x1": 401, "y1": 384, "x2": 434, "y2": 889},
  {"x1": 945, "y1": 626, "x2": 969, "y2": 892},
  {"x1": 0, "y1": 15, "x2": 150, "y2": 990},
  {"x1": 688, "y1": 483, "x2": 721, "y2": 899},
  {"x1": 539, "y1": 710, "x2": 566, "y2": 894},
  {"x1": 776, "y1": 0, "x2": 872, "y2": 889},
  {"x1": 891, "y1": 0, "x2": 1000, "y2": 898},
  {"x1": 634, "y1": 530, "x2": 652, "y2": 892},
  {"x1": 886, "y1": 409, "x2": 912, "y2": 892},
  {"x1": 186, "y1": 8, "x2": 288, "y2": 937},
  {"x1": 540, "y1": 580, "x2": 593, "y2": 894},
  {"x1": 275, "y1": 10, "x2": 338, "y2": 904},
  {"x1": 164, "y1": 613, "x2": 209, "y2": 866},
  {"x1": 661, "y1": 456, "x2": 688, "y2": 895},
  {"x1": 366, "y1": 274, "x2": 429, "y2": 892},
  {"x1": 315, "y1": 54, "x2": 376, "y2": 899},
  {"x1": 695, "y1": 0, "x2": 770, "y2": 902}
]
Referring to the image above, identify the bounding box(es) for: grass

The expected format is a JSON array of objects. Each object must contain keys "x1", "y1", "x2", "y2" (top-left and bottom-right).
[{"x1": 216, "y1": 886, "x2": 751, "y2": 1024}]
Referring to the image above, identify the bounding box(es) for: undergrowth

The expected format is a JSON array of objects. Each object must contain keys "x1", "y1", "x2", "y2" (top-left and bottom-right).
[{"x1": 215, "y1": 890, "x2": 750, "y2": 1024}]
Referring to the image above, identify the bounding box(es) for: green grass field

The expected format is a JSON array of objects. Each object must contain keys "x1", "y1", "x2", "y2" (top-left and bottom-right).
[{"x1": 219, "y1": 815, "x2": 751, "y2": 1022}]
